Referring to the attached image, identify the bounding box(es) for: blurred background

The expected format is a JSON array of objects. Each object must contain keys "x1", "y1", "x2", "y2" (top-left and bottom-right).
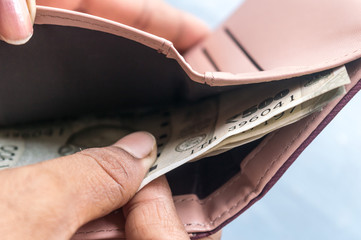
[{"x1": 165, "y1": 0, "x2": 361, "y2": 239}]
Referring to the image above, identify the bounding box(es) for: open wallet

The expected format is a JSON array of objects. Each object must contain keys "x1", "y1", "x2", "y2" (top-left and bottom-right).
[{"x1": 1, "y1": 0, "x2": 361, "y2": 239}]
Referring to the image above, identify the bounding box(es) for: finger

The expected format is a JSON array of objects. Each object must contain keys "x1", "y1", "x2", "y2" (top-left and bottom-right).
[
  {"x1": 0, "y1": 0, "x2": 34, "y2": 44},
  {"x1": 37, "y1": 0, "x2": 210, "y2": 51},
  {"x1": 123, "y1": 176, "x2": 189, "y2": 240}
]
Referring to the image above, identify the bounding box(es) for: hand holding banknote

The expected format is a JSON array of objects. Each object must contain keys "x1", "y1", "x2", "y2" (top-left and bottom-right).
[{"x1": 0, "y1": 132, "x2": 194, "y2": 240}]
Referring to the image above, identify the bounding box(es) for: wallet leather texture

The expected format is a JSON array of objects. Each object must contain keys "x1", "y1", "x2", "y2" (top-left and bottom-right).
[{"x1": 1, "y1": 0, "x2": 361, "y2": 239}]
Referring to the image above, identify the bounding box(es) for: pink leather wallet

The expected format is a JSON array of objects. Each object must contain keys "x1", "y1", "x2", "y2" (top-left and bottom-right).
[{"x1": 1, "y1": 0, "x2": 361, "y2": 239}]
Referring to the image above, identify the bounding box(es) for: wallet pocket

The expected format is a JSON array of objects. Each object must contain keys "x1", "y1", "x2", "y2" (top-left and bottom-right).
[
  {"x1": 171, "y1": 59, "x2": 361, "y2": 235},
  {"x1": 72, "y1": 59, "x2": 361, "y2": 239}
]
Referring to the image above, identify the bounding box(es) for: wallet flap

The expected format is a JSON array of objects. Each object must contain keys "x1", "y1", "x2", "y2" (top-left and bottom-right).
[
  {"x1": 31, "y1": 2, "x2": 361, "y2": 87},
  {"x1": 185, "y1": 0, "x2": 361, "y2": 85}
]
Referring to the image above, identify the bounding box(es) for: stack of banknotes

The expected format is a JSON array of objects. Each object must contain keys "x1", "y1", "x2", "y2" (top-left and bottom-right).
[{"x1": 0, "y1": 66, "x2": 350, "y2": 188}]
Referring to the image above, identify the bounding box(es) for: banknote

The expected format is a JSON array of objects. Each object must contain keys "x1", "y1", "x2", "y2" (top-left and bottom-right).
[
  {"x1": 140, "y1": 66, "x2": 350, "y2": 187},
  {"x1": 201, "y1": 86, "x2": 346, "y2": 159},
  {"x1": 0, "y1": 66, "x2": 350, "y2": 189}
]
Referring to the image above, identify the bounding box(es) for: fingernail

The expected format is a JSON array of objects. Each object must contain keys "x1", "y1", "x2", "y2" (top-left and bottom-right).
[
  {"x1": 0, "y1": 0, "x2": 33, "y2": 45},
  {"x1": 114, "y1": 132, "x2": 156, "y2": 160}
]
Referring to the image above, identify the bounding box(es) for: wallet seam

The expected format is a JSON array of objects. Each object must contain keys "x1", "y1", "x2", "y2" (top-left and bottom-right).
[{"x1": 180, "y1": 114, "x2": 318, "y2": 227}]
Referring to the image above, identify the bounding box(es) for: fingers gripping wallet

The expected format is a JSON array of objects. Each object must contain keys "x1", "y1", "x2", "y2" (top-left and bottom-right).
[{"x1": 1, "y1": 0, "x2": 361, "y2": 239}]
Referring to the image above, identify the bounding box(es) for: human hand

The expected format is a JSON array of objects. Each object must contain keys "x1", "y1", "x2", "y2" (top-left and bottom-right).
[
  {"x1": 0, "y1": 0, "x2": 209, "y2": 51},
  {"x1": 0, "y1": 131, "x2": 221, "y2": 239},
  {"x1": 124, "y1": 175, "x2": 222, "y2": 240},
  {"x1": 0, "y1": 132, "x2": 185, "y2": 239}
]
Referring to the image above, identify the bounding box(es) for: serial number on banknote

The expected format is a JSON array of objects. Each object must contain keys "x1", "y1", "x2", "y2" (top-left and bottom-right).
[
  {"x1": 226, "y1": 88, "x2": 294, "y2": 131},
  {"x1": 0, "y1": 145, "x2": 19, "y2": 162},
  {"x1": 1, "y1": 128, "x2": 66, "y2": 139}
]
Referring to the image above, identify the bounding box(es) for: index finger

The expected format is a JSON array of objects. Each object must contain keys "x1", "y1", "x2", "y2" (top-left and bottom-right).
[{"x1": 123, "y1": 176, "x2": 190, "y2": 240}]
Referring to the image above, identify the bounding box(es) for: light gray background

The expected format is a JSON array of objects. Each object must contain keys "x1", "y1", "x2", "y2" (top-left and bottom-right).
[{"x1": 165, "y1": 0, "x2": 361, "y2": 239}]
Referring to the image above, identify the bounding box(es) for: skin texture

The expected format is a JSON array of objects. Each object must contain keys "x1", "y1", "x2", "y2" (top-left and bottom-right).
[
  {"x1": 124, "y1": 176, "x2": 190, "y2": 240},
  {"x1": 0, "y1": 1, "x2": 221, "y2": 239}
]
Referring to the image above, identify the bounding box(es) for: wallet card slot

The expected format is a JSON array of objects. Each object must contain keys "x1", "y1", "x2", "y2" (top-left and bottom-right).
[
  {"x1": 224, "y1": 27, "x2": 263, "y2": 72},
  {"x1": 184, "y1": 27, "x2": 261, "y2": 75},
  {"x1": 181, "y1": 46, "x2": 220, "y2": 73},
  {"x1": 202, "y1": 48, "x2": 221, "y2": 72}
]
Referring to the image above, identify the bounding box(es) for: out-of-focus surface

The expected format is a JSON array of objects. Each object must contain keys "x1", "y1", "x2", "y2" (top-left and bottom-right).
[
  {"x1": 166, "y1": 0, "x2": 241, "y2": 29},
  {"x1": 165, "y1": 0, "x2": 361, "y2": 239}
]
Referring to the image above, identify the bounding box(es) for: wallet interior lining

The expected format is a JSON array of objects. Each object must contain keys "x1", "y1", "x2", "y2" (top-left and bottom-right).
[
  {"x1": 0, "y1": 24, "x2": 229, "y2": 124},
  {"x1": 167, "y1": 137, "x2": 264, "y2": 199}
]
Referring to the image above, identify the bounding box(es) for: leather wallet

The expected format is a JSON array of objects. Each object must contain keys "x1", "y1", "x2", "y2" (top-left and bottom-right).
[{"x1": 1, "y1": 0, "x2": 361, "y2": 239}]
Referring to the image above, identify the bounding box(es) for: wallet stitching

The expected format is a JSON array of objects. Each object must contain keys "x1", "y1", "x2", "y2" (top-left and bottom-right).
[
  {"x1": 182, "y1": 114, "x2": 318, "y2": 227},
  {"x1": 210, "y1": 72, "x2": 215, "y2": 86}
]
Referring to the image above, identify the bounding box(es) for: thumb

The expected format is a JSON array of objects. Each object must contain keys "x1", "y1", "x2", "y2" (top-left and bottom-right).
[
  {"x1": 0, "y1": 0, "x2": 35, "y2": 44},
  {"x1": 42, "y1": 131, "x2": 157, "y2": 225},
  {"x1": 0, "y1": 131, "x2": 157, "y2": 239}
]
